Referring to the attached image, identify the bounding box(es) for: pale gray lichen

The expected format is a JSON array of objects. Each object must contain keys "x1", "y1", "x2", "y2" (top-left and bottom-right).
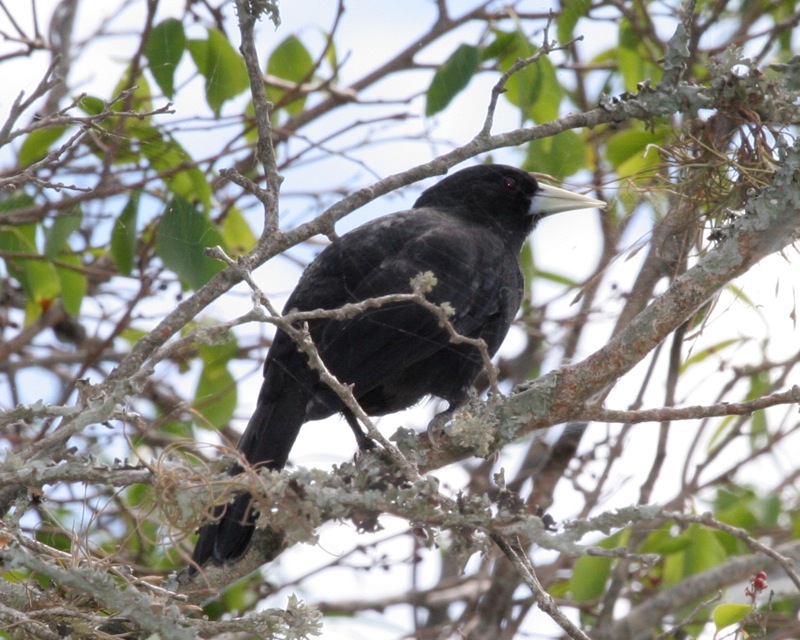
[
  {"x1": 410, "y1": 270, "x2": 438, "y2": 294},
  {"x1": 446, "y1": 404, "x2": 500, "y2": 458},
  {"x1": 390, "y1": 426, "x2": 429, "y2": 465}
]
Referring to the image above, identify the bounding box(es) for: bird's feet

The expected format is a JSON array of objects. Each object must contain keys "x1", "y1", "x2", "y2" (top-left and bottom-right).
[
  {"x1": 343, "y1": 409, "x2": 377, "y2": 451},
  {"x1": 354, "y1": 428, "x2": 377, "y2": 452},
  {"x1": 427, "y1": 407, "x2": 456, "y2": 447}
]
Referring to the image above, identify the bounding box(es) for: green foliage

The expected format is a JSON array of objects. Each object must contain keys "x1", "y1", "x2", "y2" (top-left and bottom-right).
[
  {"x1": 220, "y1": 207, "x2": 257, "y2": 256},
  {"x1": 524, "y1": 129, "x2": 586, "y2": 178},
  {"x1": 77, "y1": 94, "x2": 105, "y2": 115},
  {"x1": 155, "y1": 196, "x2": 227, "y2": 290},
  {"x1": 680, "y1": 337, "x2": 744, "y2": 372},
  {"x1": 486, "y1": 28, "x2": 562, "y2": 124},
  {"x1": 746, "y1": 372, "x2": 771, "y2": 447},
  {"x1": 18, "y1": 126, "x2": 68, "y2": 166},
  {"x1": 202, "y1": 573, "x2": 264, "y2": 619},
  {"x1": 110, "y1": 190, "x2": 141, "y2": 276},
  {"x1": 35, "y1": 510, "x2": 75, "y2": 553},
  {"x1": 44, "y1": 209, "x2": 81, "y2": 259},
  {"x1": 712, "y1": 486, "x2": 782, "y2": 551},
  {"x1": 266, "y1": 35, "x2": 315, "y2": 117},
  {"x1": 709, "y1": 371, "x2": 773, "y2": 452},
  {"x1": 712, "y1": 602, "x2": 752, "y2": 632},
  {"x1": 195, "y1": 332, "x2": 239, "y2": 429},
  {"x1": 617, "y1": 17, "x2": 662, "y2": 92},
  {"x1": 557, "y1": 0, "x2": 592, "y2": 45},
  {"x1": 640, "y1": 523, "x2": 727, "y2": 588},
  {"x1": 131, "y1": 123, "x2": 212, "y2": 209},
  {"x1": 111, "y1": 68, "x2": 153, "y2": 114},
  {"x1": 195, "y1": 362, "x2": 238, "y2": 429},
  {"x1": 188, "y1": 28, "x2": 250, "y2": 115},
  {"x1": 425, "y1": 44, "x2": 480, "y2": 116},
  {"x1": 0, "y1": 197, "x2": 62, "y2": 323},
  {"x1": 146, "y1": 18, "x2": 186, "y2": 98},
  {"x1": 569, "y1": 529, "x2": 629, "y2": 602},
  {"x1": 54, "y1": 253, "x2": 86, "y2": 316},
  {"x1": 667, "y1": 525, "x2": 727, "y2": 584},
  {"x1": 605, "y1": 125, "x2": 668, "y2": 182}
]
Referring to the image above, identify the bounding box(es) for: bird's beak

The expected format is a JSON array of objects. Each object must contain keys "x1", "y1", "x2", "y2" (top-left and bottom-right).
[{"x1": 533, "y1": 183, "x2": 606, "y2": 217}]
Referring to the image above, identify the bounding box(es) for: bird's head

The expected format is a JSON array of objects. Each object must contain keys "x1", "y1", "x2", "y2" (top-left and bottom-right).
[{"x1": 413, "y1": 164, "x2": 605, "y2": 246}]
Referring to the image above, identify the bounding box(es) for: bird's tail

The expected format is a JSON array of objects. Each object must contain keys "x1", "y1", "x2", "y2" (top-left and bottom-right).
[{"x1": 190, "y1": 361, "x2": 311, "y2": 568}]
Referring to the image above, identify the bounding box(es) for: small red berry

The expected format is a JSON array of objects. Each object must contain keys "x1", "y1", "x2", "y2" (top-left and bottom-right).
[{"x1": 750, "y1": 571, "x2": 768, "y2": 591}]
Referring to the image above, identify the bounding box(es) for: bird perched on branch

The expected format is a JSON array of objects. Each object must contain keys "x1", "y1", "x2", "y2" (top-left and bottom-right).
[{"x1": 191, "y1": 163, "x2": 604, "y2": 568}]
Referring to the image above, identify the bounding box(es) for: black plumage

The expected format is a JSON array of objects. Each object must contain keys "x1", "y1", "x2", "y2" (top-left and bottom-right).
[{"x1": 191, "y1": 164, "x2": 604, "y2": 567}]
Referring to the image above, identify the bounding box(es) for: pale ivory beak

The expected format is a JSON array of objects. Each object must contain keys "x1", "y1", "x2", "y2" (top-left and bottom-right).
[{"x1": 533, "y1": 183, "x2": 606, "y2": 216}]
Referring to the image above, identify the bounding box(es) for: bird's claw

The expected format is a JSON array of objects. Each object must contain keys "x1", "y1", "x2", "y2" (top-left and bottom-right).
[{"x1": 426, "y1": 409, "x2": 454, "y2": 447}]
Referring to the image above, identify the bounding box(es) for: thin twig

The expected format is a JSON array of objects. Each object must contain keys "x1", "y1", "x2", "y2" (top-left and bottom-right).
[
  {"x1": 587, "y1": 386, "x2": 800, "y2": 424},
  {"x1": 491, "y1": 533, "x2": 592, "y2": 640}
]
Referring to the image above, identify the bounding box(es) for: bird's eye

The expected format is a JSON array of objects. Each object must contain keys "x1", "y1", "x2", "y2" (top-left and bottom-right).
[{"x1": 502, "y1": 177, "x2": 518, "y2": 191}]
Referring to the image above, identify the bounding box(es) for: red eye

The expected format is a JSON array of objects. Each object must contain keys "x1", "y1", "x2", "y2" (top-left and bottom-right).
[{"x1": 502, "y1": 177, "x2": 518, "y2": 191}]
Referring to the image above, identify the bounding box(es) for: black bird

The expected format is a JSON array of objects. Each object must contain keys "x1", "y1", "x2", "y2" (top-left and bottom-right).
[{"x1": 191, "y1": 164, "x2": 604, "y2": 567}]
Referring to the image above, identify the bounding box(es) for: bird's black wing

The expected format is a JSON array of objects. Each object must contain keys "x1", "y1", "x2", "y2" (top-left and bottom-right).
[{"x1": 304, "y1": 210, "x2": 521, "y2": 408}]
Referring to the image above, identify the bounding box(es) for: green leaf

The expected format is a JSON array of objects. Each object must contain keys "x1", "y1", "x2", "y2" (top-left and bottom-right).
[
  {"x1": 425, "y1": 44, "x2": 480, "y2": 116},
  {"x1": 569, "y1": 529, "x2": 628, "y2": 602},
  {"x1": 524, "y1": 129, "x2": 586, "y2": 178},
  {"x1": 267, "y1": 35, "x2": 314, "y2": 82},
  {"x1": 535, "y1": 268, "x2": 580, "y2": 288},
  {"x1": 55, "y1": 253, "x2": 86, "y2": 316},
  {"x1": 188, "y1": 29, "x2": 249, "y2": 115},
  {"x1": 146, "y1": 18, "x2": 186, "y2": 98},
  {"x1": 120, "y1": 327, "x2": 148, "y2": 347},
  {"x1": 36, "y1": 511, "x2": 74, "y2": 553},
  {"x1": 640, "y1": 523, "x2": 692, "y2": 555},
  {"x1": 662, "y1": 524, "x2": 727, "y2": 587},
  {"x1": 711, "y1": 486, "x2": 783, "y2": 553},
  {"x1": 44, "y1": 208, "x2": 82, "y2": 258},
  {"x1": 527, "y1": 54, "x2": 561, "y2": 123},
  {"x1": 617, "y1": 18, "x2": 661, "y2": 92},
  {"x1": 78, "y1": 95, "x2": 105, "y2": 116},
  {"x1": 618, "y1": 19, "x2": 643, "y2": 93},
  {"x1": 746, "y1": 372, "x2": 770, "y2": 448},
  {"x1": 0, "y1": 224, "x2": 61, "y2": 322},
  {"x1": 41, "y1": 205, "x2": 87, "y2": 317},
  {"x1": 194, "y1": 330, "x2": 239, "y2": 428},
  {"x1": 111, "y1": 68, "x2": 152, "y2": 114},
  {"x1": 606, "y1": 128, "x2": 666, "y2": 182},
  {"x1": 497, "y1": 31, "x2": 562, "y2": 124},
  {"x1": 130, "y1": 124, "x2": 211, "y2": 209},
  {"x1": 557, "y1": 0, "x2": 592, "y2": 45},
  {"x1": 195, "y1": 362, "x2": 237, "y2": 428},
  {"x1": 197, "y1": 331, "x2": 239, "y2": 364},
  {"x1": 111, "y1": 190, "x2": 141, "y2": 275},
  {"x1": 18, "y1": 126, "x2": 68, "y2": 166},
  {"x1": 156, "y1": 197, "x2": 226, "y2": 290},
  {"x1": 155, "y1": 419, "x2": 194, "y2": 440},
  {"x1": 683, "y1": 525, "x2": 727, "y2": 576},
  {"x1": 680, "y1": 338, "x2": 743, "y2": 372},
  {"x1": 712, "y1": 603, "x2": 752, "y2": 631},
  {"x1": 725, "y1": 282, "x2": 756, "y2": 309},
  {"x1": 266, "y1": 35, "x2": 315, "y2": 116},
  {"x1": 320, "y1": 30, "x2": 339, "y2": 78},
  {"x1": 570, "y1": 554, "x2": 612, "y2": 603},
  {"x1": 481, "y1": 30, "x2": 517, "y2": 62},
  {"x1": 220, "y1": 207, "x2": 256, "y2": 257}
]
